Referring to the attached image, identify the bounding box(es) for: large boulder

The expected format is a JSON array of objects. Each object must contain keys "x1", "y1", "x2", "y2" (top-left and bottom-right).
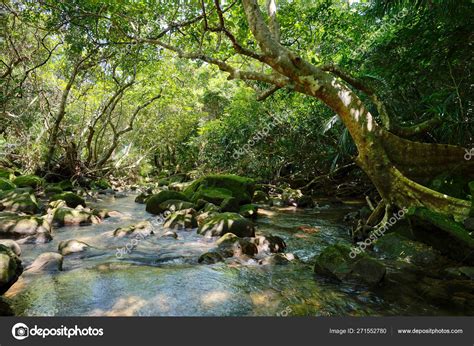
[
  {"x1": 0, "y1": 212, "x2": 52, "y2": 243},
  {"x1": 184, "y1": 174, "x2": 255, "y2": 205},
  {"x1": 0, "y1": 178, "x2": 15, "y2": 191},
  {"x1": 0, "y1": 244, "x2": 23, "y2": 295},
  {"x1": 145, "y1": 191, "x2": 189, "y2": 214},
  {"x1": 58, "y1": 239, "x2": 91, "y2": 255},
  {"x1": 113, "y1": 221, "x2": 153, "y2": 237},
  {"x1": 314, "y1": 243, "x2": 386, "y2": 286},
  {"x1": 50, "y1": 192, "x2": 86, "y2": 208},
  {"x1": 197, "y1": 212, "x2": 255, "y2": 237},
  {"x1": 0, "y1": 189, "x2": 39, "y2": 214},
  {"x1": 27, "y1": 252, "x2": 63, "y2": 272},
  {"x1": 220, "y1": 197, "x2": 240, "y2": 212},
  {"x1": 12, "y1": 175, "x2": 44, "y2": 189},
  {"x1": 164, "y1": 209, "x2": 197, "y2": 230}
]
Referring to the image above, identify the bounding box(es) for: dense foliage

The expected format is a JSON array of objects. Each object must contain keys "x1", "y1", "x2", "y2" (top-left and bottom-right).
[{"x1": 1, "y1": 0, "x2": 472, "y2": 185}]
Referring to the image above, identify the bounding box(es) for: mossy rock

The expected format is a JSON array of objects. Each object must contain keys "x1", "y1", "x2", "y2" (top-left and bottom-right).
[
  {"x1": 184, "y1": 174, "x2": 255, "y2": 204},
  {"x1": 0, "y1": 189, "x2": 39, "y2": 214},
  {"x1": 145, "y1": 191, "x2": 190, "y2": 214},
  {"x1": 135, "y1": 192, "x2": 151, "y2": 204},
  {"x1": 113, "y1": 221, "x2": 153, "y2": 237},
  {"x1": 58, "y1": 239, "x2": 91, "y2": 256},
  {"x1": 198, "y1": 252, "x2": 224, "y2": 264},
  {"x1": 53, "y1": 207, "x2": 98, "y2": 226},
  {"x1": 12, "y1": 175, "x2": 44, "y2": 189},
  {"x1": 44, "y1": 185, "x2": 63, "y2": 195},
  {"x1": 407, "y1": 207, "x2": 474, "y2": 264},
  {"x1": 190, "y1": 186, "x2": 233, "y2": 205},
  {"x1": 164, "y1": 210, "x2": 197, "y2": 230},
  {"x1": 0, "y1": 244, "x2": 23, "y2": 295},
  {"x1": 314, "y1": 243, "x2": 386, "y2": 286},
  {"x1": 220, "y1": 197, "x2": 240, "y2": 212},
  {"x1": 198, "y1": 212, "x2": 255, "y2": 237},
  {"x1": 215, "y1": 233, "x2": 258, "y2": 258},
  {"x1": 0, "y1": 178, "x2": 15, "y2": 191},
  {"x1": 57, "y1": 180, "x2": 74, "y2": 191},
  {"x1": 50, "y1": 192, "x2": 86, "y2": 208},
  {"x1": 158, "y1": 200, "x2": 195, "y2": 213},
  {"x1": 0, "y1": 212, "x2": 51, "y2": 242},
  {"x1": 239, "y1": 204, "x2": 258, "y2": 219}
]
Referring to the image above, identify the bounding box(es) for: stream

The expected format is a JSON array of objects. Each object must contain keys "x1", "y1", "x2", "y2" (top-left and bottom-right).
[{"x1": 4, "y1": 194, "x2": 456, "y2": 316}]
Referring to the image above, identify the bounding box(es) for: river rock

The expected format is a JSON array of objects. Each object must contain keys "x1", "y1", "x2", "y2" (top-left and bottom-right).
[
  {"x1": 0, "y1": 244, "x2": 23, "y2": 294},
  {"x1": 184, "y1": 174, "x2": 255, "y2": 205},
  {"x1": 52, "y1": 207, "x2": 100, "y2": 226},
  {"x1": 259, "y1": 253, "x2": 298, "y2": 265},
  {"x1": 251, "y1": 235, "x2": 286, "y2": 253},
  {"x1": 0, "y1": 212, "x2": 52, "y2": 243},
  {"x1": 215, "y1": 233, "x2": 258, "y2": 257},
  {"x1": 238, "y1": 204, "x2": 258, "y2": 219},
  {"x1": 162, "y1": 230, "x2": 178, "y2": 239},
  {"x1": 163, "y1": 209, "x2": 197, "y2": 230},
  {"x1": 314, "y1": 243, "x2": 386, "y2": 286},
  {"x1": 145, "y1": 191, "x2": 190, "y2": 214},
  {"x1": 0, "y1": 240, "x2": 21, "y2": 256},
  {"x1": 0, "y1": 189, "x2": 39, "y2": 214},
  {"x1": 197, "y1": 212, "x2": 255, "y2": 238},
  {"x1": 50, "y1": 192, "x2": 86, "y2": 208},
  {"x1": 135, "y1": 192, "x2": 151, "y2": 204},
  {"x1": 198, "y1": 252, "x2": 225, "y2": 264},
  {"x1": 27, "y1": 252, "x2": 63, "y2": 272},
  {"x1": 220, "y1": 197, "x2": 240, "y2": 212},
  {"x1": 159, "y1": 200, "x2": 195, "y2": 213},
  {"x1": 12, "y1": 175, "x2": 44, "y2": 189},
  {"x1": 113, "y1": 221, "x2": 153, "y2": 237},
  {"x1": 58, "y1": 239, "x2": 91, "y2": 255}
]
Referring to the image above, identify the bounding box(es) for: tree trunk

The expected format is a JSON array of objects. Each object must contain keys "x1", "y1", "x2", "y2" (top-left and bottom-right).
[{"x1": 241, "y1": 0, "x2": 473, "y2": 220}]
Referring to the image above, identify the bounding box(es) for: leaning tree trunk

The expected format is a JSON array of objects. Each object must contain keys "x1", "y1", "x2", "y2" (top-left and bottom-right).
[{"x1": 241, "y1": 0, "x2": 473, "y2": 220}]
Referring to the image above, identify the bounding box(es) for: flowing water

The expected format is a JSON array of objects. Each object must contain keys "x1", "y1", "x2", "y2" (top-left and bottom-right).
[{"x1": 4, "y1": 195, "x2": 456, "y2": 316}]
